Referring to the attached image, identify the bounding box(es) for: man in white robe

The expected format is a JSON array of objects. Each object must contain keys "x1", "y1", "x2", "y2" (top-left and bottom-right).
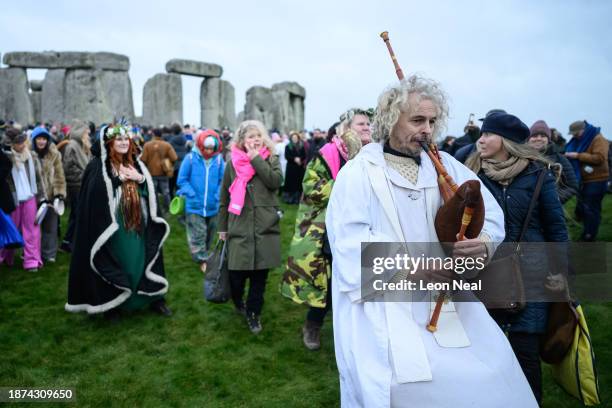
[{"x1": 326, "y1": 75, "x2": 538, "y2": 408}]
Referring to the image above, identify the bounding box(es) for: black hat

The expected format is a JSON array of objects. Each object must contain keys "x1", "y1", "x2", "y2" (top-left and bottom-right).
[
  {"x1": 5, "y1": 127, "x2": 27, "y2": 144},
  {"x1": 479, "y1": 109, "x2": 507, "y2": 122},
  {"x1": 481, "y1": 112, "x2": 529, "y2": 144}
]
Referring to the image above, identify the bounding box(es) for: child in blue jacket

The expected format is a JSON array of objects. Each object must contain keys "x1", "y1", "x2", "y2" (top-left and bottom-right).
[{"x1": 177, "y1": 129, "x2": 225, "y2": 273}]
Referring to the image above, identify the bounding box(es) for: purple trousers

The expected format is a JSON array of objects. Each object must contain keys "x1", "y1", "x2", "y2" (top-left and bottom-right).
[{"x1": 0, "y1": 197, "x2": 42, "y2": 269}]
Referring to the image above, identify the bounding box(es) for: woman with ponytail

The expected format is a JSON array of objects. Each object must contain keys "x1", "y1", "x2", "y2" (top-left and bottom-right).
[{"x1": 66, "y1": 123, "x2": 172, "y2": 319}]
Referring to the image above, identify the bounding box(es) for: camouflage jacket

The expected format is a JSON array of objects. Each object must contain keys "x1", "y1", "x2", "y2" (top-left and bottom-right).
[{"x1": 281, "y1": 152, "x2": 336, "y2": 308}]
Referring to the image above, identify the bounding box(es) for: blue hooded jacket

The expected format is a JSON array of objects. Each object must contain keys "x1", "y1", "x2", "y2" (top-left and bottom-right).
[{"x1": 177, "y1": 146, "x2": 225, "y2": 217}]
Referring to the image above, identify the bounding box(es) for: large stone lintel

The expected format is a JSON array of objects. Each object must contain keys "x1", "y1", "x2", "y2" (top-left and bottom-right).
[
  {"x1": 165, "y1": 59, "x2": 222, "y2": 78},
  {"x1": 2, "y1": 51, "x2": 129, "y2": 71}
]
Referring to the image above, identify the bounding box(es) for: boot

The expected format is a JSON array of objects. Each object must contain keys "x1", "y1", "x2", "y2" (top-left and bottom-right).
[
  {"x1": 246, "y1": 312, "x2": 262, "y2": 334},
  {"x1": 150, "y1": 299, "x2": 172, "y2": 317},
  {"x1": 302, "y1": 320, "x2": 322, "y2": 350}
]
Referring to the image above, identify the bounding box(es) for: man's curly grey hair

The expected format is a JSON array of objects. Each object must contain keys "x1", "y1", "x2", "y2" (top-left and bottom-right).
[{"x1": 372, "y1": 75, "x2": 449, "y2": 143}]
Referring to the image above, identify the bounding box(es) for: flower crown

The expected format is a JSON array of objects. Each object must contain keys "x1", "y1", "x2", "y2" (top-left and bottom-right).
[
  {"x1": 339, "y1": 107, "x2": 374, "y2": 123},
  {"x1": 103, "y1": 124, "x2": 133, "y2": 141}
]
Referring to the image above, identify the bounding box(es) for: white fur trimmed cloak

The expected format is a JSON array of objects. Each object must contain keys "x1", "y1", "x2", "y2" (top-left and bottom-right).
[{"x1": 65, "y1": 140, "x2": 170, "y2": 314}]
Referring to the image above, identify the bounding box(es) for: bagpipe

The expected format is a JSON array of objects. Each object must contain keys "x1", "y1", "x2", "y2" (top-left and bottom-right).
[{"x1": 379, "y1": 32, "x2": 485, "y2": 332}]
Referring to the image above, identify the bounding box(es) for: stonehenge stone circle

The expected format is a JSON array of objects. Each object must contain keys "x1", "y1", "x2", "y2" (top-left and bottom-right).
[{"x1": 1, "y1": 51, "x2": 305, "y2": 132}]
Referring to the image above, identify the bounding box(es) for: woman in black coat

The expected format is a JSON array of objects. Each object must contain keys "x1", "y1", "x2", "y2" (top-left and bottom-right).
[
  {"x1": 466, "y1": 112, "x2": 569, "y2": 405},
  {"x1": 0, "y1": 148, "x2": 15, "y2": 214},
  {"x1": 283, "y1": 132, "x2": 306, "y2": 204}
]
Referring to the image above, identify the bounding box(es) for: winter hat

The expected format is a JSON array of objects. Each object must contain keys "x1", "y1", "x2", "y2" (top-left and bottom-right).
[
  {"x1": 481, "y1": 112, "x2": 530, "y2": 144},
  {"x1": 204, "y1": 136, "x2": 218, "y2": 149},
  {"x1": 68, "y1": 120, "x2": 88, "y2": 140},
  {"x1": 529, "y1": 120, "x2": 551, "y2": 140},
  {"x1": 5, "y1": 127, "x2": 27, "y2": 145},
  {"x1": 196, "y1": 129, "x2": 221, "y2": 158},
  {"x1": 31, "y1": 126, "x2": 52, "y2": 141},
  {"x1": 479, "y1": 109, "x2": 507, "y2": 121},
  {"x1": 568, "y1": 120, "x2": 586, "y2": 135}
]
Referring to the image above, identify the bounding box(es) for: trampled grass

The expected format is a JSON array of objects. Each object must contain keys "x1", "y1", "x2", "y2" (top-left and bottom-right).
[{"x1": 1, "y1": 197, "x2": 610, "y2": 407}]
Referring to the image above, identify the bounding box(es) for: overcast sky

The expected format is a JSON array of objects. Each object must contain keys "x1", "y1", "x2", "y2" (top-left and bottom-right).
[{"x1": 2, "y1": 0, "x2": 611, "y2": 138}]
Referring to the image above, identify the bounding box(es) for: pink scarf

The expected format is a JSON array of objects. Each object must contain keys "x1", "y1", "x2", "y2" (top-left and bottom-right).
[
  {"x1": 319, "y1": 142, "x2": 342, "y2": 180},
  {"x1": 332, "y1": 135, "x2": 348, "y2": 162},
  {"x1": 228, "y1": 144, "x2": 271, "y2": 215}
]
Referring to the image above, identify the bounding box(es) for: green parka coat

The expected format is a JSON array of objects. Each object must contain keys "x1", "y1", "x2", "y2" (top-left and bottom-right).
[{"x1": 218, "y1": 152, "x2": 282, "y2": 270}]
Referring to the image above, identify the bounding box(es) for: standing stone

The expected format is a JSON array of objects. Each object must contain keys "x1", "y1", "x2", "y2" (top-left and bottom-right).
[
  {"x1": 243, "y1": 82, "x2": 306, "y2": 134},
  {"x1": 142, "y1": 73, "x2": 182, "y2": 126},
  {"x1": 271, "y1": 82, "x2": 305, "y2": 133},
  {"x1": 101, "y1": 71, "x2": 134, "y2": 121},
  {"x1": 41, "y1": 69, "x2": 66, "y2": 123},
  {"x1": 165, "y1": 59, "x2": 223, "y2": 78},
  {"x1": 201, "y1": 78, "x2": 235, "y2": 130},
  {"x1": 244, "y1": 86, "x2": 274, "y2": 130},
  {"x1": 291, "y1": 97, "x2": 305, "y2": 131},
  {"x1": 236, "y1": 111, "x2": 245, "y2": 125},
  {"x1": 63, "y1": 69, "x2": 113, "y2": 125},
  {"x1": 0, "y1": 67, "x2": 33, "y2": 125},
  {"x1": 30, "y1": 91, "x2": 42, "y2": 124}
]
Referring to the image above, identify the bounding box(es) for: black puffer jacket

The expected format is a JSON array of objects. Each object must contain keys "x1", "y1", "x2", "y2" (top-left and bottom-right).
[{"x1": 166, "y1": 134, "x2": 187, "y2": 170}]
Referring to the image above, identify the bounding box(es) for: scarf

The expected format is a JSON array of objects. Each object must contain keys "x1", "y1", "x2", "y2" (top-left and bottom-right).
[
  {"x1": 228, "y1": 145, "x2": 270, "y2": 215},
  {"x1": 10, "y1": 147, "x2": 37, "y2": 197},
  {"x1": 332, "y1": 135, "x2": 348, "y2": 162},
  {"x1": 564, "y1": 121, "x2": 600, "y2": 183},
  {"x1": 481, "y1": 156, "x2": 529, "y2": 186}
]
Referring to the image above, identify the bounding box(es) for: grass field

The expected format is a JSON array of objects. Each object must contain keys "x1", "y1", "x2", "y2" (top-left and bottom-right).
[{"x1": 1, "y1": 196, "x2": 610, "y2": 407}]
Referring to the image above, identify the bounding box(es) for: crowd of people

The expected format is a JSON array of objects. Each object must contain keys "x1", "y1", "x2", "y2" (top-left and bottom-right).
[{"x1": 1, "y1": 72, "x2": 610, "y2": 406}]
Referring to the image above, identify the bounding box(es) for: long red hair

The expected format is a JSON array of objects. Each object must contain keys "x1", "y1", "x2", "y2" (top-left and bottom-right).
[{"x1": 106, "y1": 138, "x2": 142, "y2": 232}]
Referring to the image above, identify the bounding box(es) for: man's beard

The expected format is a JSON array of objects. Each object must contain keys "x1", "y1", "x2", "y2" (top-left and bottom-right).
[{"x1": 393, "y1": 141, "x2": 423, "y2": 159}]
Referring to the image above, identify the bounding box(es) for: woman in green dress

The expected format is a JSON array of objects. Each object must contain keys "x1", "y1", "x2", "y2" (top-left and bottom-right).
[{"x1": 66, "y1": 124, "x2": 171, "y2": 319}]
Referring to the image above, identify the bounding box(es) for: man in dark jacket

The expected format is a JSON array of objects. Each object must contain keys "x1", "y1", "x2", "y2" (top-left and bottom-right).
[
  {"x1": 305, "y1": 128, "x2": 326, "y2": 164},
  {"x1": 527, "y1": 120, "x2": 578, "y2": 204},
  {"x1": 165, "y1": 122, "x2": 187, "y2": 195},
  {"x1": 449, "y1": 123, "x2": 480, "y2": 156},
  {"x1": 565, "y1": 120, "x2": 609, "y2": 241}
]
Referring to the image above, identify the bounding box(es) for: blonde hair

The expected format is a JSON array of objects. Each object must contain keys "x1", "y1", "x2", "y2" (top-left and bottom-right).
[
  {"x1": 232, "y1": 120, "x2": 275, "y2": 152},
  {"x1": 337, "y1": 108, "x2": 371, "y2": 137},
  {"x1": 465, "y1": 137, "x2": 555, "y2": 174},
  {"x1": 372, "y1": 75, "x2": 449, "y2": 143}
]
